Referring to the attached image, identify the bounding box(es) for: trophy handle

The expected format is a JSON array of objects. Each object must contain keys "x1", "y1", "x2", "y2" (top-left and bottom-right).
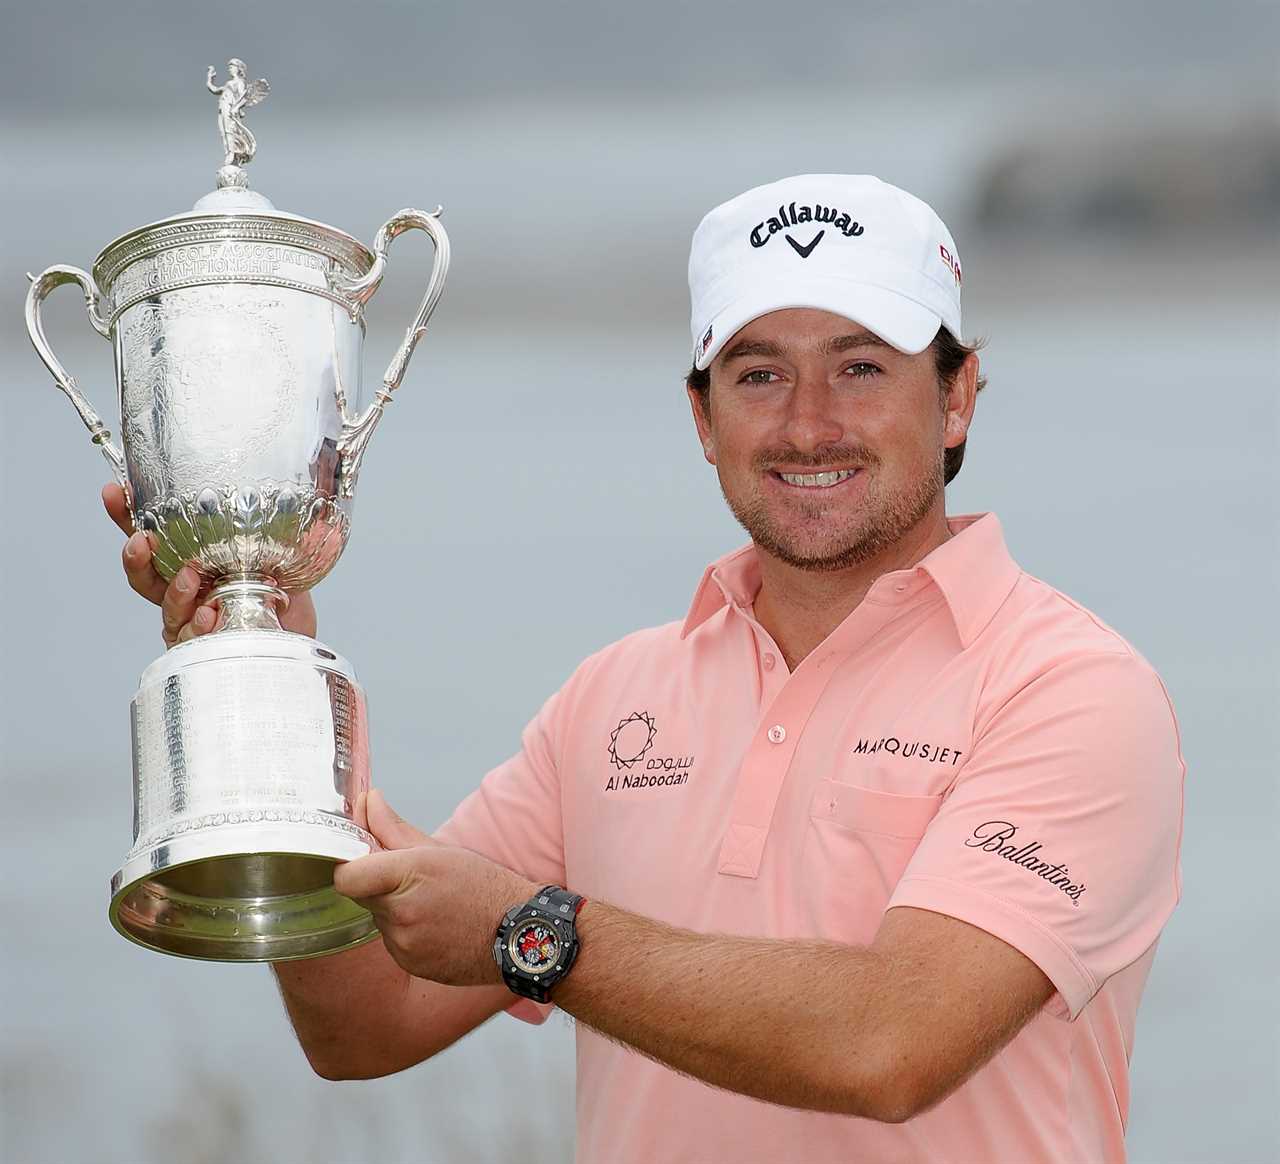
[
  {"x1": 25, "y1": 265, "x2": 128, "y2": 491},
  {"x1": 334, "y1": 207, "x2": 451, "y2": 498}
]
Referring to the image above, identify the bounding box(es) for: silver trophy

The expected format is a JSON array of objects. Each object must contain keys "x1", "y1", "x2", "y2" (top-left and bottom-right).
[{"x1": 25, "y1": 61, "x2": 449, "y2": 961}]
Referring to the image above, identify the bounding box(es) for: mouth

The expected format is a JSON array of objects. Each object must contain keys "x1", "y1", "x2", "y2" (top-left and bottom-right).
[{"x1": 768, "y1": 467, "x2": 863, "y2": 490}]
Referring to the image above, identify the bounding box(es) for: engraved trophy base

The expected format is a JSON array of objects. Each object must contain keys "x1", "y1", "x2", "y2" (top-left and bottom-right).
[{"x1": 108, "y1": 607, "x2": 379, "y2": 962}]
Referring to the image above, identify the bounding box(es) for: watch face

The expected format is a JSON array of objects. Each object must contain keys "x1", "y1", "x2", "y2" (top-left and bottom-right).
[{"x1": 508, "y1": 920, "x2": 561, "y2": 975}]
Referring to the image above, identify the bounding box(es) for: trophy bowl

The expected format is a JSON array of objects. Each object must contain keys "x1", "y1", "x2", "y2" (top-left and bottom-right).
[{"x1": 25, "y1": 61, "x2": 449, "y2": 961}]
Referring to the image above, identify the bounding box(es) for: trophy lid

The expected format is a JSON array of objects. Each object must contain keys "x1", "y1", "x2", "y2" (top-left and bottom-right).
[
  {"x1": 190, "y1": 184, "x2": 278, "y2": 214},
  {"x1": 89, "y1": 60, "x2": 375, "y2": 328}
]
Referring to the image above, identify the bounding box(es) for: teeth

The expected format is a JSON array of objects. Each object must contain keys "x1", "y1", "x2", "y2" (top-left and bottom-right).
[{"x1": 778, "y1": 469, "x2": 856, "y2": 487}]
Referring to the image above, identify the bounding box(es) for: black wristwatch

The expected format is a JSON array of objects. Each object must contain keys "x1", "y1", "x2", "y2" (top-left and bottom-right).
[{"x1": 493, "y1": 885, "x2": 586, "y2": 1003}]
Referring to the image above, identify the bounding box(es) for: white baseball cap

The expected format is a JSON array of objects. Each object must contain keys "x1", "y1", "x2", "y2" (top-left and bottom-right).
[{"x1": 688, "y1": 174, "x2": 964, "y2": 370}]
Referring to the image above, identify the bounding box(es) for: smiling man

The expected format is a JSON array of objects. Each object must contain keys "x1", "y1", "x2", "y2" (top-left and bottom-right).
[{"x1": 108, "y1": 173, "x2": 1185, "y2": 1163}]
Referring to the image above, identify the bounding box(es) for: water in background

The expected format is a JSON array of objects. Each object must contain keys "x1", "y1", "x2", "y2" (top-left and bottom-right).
[{"x1": 1, "y1": 84, "x2": 1276, "y2": 1163}]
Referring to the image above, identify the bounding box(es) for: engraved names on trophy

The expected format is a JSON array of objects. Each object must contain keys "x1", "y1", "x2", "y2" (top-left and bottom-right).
[
  {"x1": 327, "y1": 673, "x2": 356, "y2": 790},
  {"x1": 131, "y1": 659, "x2": 359, "y2": 846}
]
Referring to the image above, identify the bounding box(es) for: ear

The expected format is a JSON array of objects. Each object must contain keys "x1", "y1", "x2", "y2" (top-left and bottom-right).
[
  {"x1": 943, "y1": 352, "x2": 979, "y2": 450},
  {"x1": 686, "y1": 383, "x2": 716, "y2": 465}
]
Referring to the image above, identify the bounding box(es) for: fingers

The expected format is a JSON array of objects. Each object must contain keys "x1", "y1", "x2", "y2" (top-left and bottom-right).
[
  {"x1": 101, "y1": 482, "x2": 134, "y2": 536},
  {"x1": 160, "y1": 565, "x2": 205, "y2": 645},
  {"x1": 121, "y1": 531, "x2": 170, "y2": 606},
  {"x1": 351, "y1": 789, "x2": 370, "y2": 832},
  {"x1": 105, "y1": 482, "x2": 225, "y2": 648},
  {"x1": 173, "y1": 602, "x2": 221, "y2": 646},
  {"x1": 107, "y1": 483, "x2": 173, "y2": 615},
  {"x1": 333, "y1": 849, "x2": 413, "y2": 902},
  {"x1": 160, "y1": 568, "x2": 222, "y2": 648},
  {"x1": 366, "y1": 788, "x2": 434, "y2": 850},
  {"x1": 120, "y1": 529, "x2": 219, "y2": 647}
]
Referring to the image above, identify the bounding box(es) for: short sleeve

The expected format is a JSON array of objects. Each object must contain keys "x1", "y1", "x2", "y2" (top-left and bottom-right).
[
  {"x1": 433, "y1": 676, "x2": 579, "y2": 1027},
  {"x1": 885, "y1": 650, "x2": 1185, "y2": 1022}
]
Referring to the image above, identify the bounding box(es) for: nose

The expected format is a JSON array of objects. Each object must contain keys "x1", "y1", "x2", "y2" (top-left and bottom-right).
[{"x1": 779, "y1": 369, "x2": 843, "y2": 451}]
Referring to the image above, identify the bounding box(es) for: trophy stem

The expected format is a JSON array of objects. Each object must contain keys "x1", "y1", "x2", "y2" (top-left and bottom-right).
[{"x1": 210, "y1": 578, "x2": 289, "y2": 632}]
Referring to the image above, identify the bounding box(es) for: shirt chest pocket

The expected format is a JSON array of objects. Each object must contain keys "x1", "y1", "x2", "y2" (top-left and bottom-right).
[{"x1": 801, "y1": 778, "x2": 944, "y2": 944}]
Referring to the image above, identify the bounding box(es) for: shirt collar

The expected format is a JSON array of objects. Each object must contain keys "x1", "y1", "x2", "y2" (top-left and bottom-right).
[
  {"x1": 914, "y1": 512, "x2": 1022, "y2": 647},
  {"x1": 680, "y1": 543, "x2": 761, "y2": 637},
  {"x1": 679, "y1": 512, "x2": 1021, "y2": 649}
]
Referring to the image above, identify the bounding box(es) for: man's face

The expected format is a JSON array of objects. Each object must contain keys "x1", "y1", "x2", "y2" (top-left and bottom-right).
[{"x1": 688, "y1": 308, "x2": 975, "y2": 572}]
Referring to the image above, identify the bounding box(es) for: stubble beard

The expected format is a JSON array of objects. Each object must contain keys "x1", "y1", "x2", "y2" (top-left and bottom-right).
[{"x1": 719, "y1": 446, "x2": 945, "y2": 573}]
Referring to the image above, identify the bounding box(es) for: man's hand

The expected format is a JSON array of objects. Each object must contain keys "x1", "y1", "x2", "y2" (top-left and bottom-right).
[
  {"x1": 334, "y1": 789, "x2": 538, "y2": 987},
  {"x1": 102, "y1": 482, "x2": 317, "y2": 646}
]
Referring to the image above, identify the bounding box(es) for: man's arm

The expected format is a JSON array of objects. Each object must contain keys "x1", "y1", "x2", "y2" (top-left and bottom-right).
[
  {"x1": 272, "y1": 786, "x2": 529, "y2": 1079},
  {"x1": 271, "y1": 940, "x2": 511, "y2": 1080},
  {"x1": 339, "y1": 830, "x2": 1055, "y2": 1123},
  {"x1": 550, "y1": 900, "x2": 1053, "y2": 1123}
]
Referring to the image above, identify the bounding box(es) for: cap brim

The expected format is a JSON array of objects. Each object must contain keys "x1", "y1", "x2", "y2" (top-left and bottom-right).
[{"x1": 696, "y1": 277, "x2": 942, "y2": 370}]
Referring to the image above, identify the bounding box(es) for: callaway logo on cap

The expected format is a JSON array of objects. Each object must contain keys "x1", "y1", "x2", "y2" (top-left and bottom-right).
[{"x1": 688, "y1": 174, "x2": 963, "y2": 369}]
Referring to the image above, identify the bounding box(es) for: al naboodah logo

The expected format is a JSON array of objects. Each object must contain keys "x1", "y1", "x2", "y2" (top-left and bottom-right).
[
  {"x1": 608, "y1": 711, "x2": 657, "y2": 770},
  {"x1": 604, "y1": 712, "x2": 695, "y2": 792}
]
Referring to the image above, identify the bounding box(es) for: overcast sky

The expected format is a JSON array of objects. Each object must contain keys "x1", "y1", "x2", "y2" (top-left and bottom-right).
[{"x1": 4, "y1": 0, "x2": 1276, "y2": 117}]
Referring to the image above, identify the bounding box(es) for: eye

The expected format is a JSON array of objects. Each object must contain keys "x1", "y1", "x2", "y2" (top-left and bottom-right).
[
  {"x1": 739, "y1": 369, "x2": 781, "y2": 384},
  {"x1": 845, "y1": 361, "x2": 881, "y2": 378}
]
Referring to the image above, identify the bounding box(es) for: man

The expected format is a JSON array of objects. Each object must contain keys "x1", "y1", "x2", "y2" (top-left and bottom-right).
[{"x1": 106, "y1": 174, "x2": 1185, "y2": 1162}]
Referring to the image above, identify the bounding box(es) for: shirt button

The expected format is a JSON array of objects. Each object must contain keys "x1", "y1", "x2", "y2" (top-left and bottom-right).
[
  {"x1": 767, "y1": 724, "x2": 786, "y2": 744},
  {"x1": 762, "y1": 653, "x2": 776, "y2": 671}
]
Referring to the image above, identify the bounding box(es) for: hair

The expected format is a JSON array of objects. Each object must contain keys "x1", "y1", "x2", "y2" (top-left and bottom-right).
[{"x1": 686, "y1": 326, "x2": 987, "y2": 485}]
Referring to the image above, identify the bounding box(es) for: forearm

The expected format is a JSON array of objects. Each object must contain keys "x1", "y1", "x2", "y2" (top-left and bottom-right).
[
  {"x1": 271, "y1": 937, "x2": 414, "y2": 1078},
  {"x1": 553, "y1": 902, "x2": 902, "y2": 1120},
  {"x1": 272, "y1": 934, "x2": 513, "y2": 1080}
]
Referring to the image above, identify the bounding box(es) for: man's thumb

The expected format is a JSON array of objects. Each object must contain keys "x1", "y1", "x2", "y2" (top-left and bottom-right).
[{"x1": 365, "y1": 787, "x2": 431, "y2": 849}]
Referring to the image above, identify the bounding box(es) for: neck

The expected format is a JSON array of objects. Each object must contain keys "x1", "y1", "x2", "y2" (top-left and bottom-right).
[{"x1": 751, "y1": 503, "x2": 951, "y2": 671}]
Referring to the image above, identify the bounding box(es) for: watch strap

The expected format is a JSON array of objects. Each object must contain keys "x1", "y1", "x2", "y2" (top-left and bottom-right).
[{"x1": 531, "y1": 884, "x2": 586, "y2": 920}]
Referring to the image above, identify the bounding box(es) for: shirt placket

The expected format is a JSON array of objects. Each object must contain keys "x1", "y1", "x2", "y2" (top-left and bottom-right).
[{"x1": 716, "y1": 597, "x2": 908, "y2": 878}]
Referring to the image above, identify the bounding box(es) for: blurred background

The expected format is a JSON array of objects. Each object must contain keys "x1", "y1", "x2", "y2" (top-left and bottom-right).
[{"x1": 2, "y1": 1, "x2": 1276, "y2": 1160}]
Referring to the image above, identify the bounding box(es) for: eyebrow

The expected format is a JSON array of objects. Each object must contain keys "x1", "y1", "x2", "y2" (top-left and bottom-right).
[
  {"x1": 825, "y1": 332, "x2": 896, "y2": 354},
  {"x1": 719, "y1": 332, "x2": 896, "y2": 363}
]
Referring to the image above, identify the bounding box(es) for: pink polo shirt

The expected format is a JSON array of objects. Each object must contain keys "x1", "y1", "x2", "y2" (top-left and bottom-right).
[{"x1": 436, "y1": 513, "x2": 1185, "y2": 1164}]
